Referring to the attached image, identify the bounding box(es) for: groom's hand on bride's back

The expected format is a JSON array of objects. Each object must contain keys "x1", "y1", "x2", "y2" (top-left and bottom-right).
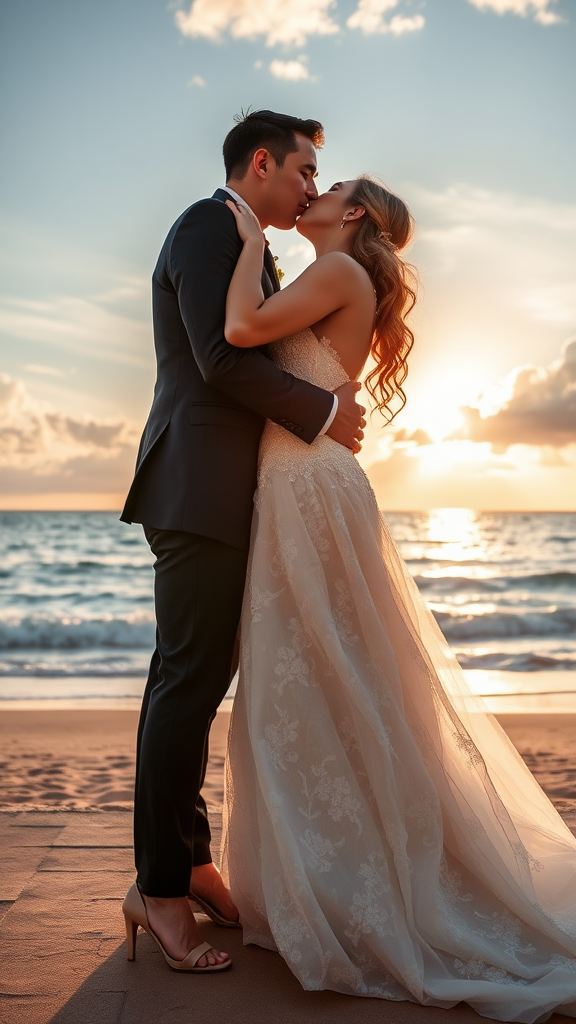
[{"x1": 327, "y1": 382, "x2": 366, "y2": 454}]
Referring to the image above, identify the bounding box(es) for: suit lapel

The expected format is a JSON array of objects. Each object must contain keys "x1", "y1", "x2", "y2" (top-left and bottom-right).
[
  {"x1": 263, "y1": 245, "x2": 281, "y2": 294},
  {"x1": 212, "y1": 189, "x2": 280, "y2": 296}
]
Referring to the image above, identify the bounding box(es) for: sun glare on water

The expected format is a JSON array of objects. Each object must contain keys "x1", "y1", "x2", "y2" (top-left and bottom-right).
[{"x1": 422, "y1": 507, "x2": 483, "y2": 563}]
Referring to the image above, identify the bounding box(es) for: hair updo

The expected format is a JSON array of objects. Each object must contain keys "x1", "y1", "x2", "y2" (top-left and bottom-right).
[{"x1": 348, "y1": 176, "x2": 417, "y2": 422}]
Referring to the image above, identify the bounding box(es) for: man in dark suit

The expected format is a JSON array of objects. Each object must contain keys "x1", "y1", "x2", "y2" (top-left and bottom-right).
[{"x1": 121, "y1": 110, "x2": 365, "y2": 965}]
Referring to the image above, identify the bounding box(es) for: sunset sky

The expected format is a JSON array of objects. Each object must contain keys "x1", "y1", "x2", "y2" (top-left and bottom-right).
[{"x1": 1, "y1": 0, "x2": 574, "y2": 510}]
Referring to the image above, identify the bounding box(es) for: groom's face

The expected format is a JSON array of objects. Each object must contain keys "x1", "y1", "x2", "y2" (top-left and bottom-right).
[{"x1": 264, "y1": 134, "x2": 319, "y2": 231}]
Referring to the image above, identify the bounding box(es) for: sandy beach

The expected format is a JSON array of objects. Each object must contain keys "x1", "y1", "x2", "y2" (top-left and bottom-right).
[
  {"x1": 0, "y1": 708, "x2": 575, "y2": 834},
  {"x1": 0, "y1": 708, "x2": 228, "y2": 811}
]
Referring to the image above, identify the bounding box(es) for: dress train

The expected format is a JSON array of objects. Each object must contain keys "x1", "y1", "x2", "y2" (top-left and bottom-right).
[{"x1": 221, "y1": 329, "x2": 576, "y2": 1022}]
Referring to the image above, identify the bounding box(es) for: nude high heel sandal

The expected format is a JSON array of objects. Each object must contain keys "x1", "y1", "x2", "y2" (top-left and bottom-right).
[
  {"x1": 122, "y1": 883, "x2": 232, "y2": 972},
  {"x1": 188, "y1": 891, "x2": 241, "y2": 928}
]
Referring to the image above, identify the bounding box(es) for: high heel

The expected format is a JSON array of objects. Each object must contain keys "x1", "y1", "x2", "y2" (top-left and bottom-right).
[
  {"x1": 125, "y1": 913, "x2": 138, "y2": 961},
  {"x1": 188, "y1": 891, "x2": 241, "y2": 929},
  {"x1": 122, "y1": 883, "x2": 232, "y2": 972}
]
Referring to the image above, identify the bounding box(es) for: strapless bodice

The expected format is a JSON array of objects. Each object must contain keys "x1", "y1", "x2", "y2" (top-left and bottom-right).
[
  {"x1": 257, "y1": 329, "x2": 371, "y2": 498},
  {"x1": 270, "y1": 328, "x2": 350, "y2": 391}
]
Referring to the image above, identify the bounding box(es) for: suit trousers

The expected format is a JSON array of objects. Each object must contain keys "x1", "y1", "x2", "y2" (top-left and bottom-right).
[{"x1": 134, "y1": 526, "x2": 248, "y2": 896}]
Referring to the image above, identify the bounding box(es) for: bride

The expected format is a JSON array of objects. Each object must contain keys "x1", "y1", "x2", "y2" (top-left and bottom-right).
[{"x1": 220, "y1": 178, "x2": 576, "y2": 1022}]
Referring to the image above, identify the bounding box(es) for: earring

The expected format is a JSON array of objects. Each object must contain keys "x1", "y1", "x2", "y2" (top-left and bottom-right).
[{"x1": 340, "y1": 218, "x2": 346, "y2": 230}]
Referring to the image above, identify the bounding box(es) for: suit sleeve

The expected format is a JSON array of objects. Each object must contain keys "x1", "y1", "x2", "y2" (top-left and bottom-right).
[{"x1": 168, "y1": 199, "x2": 334, "y2": 444}]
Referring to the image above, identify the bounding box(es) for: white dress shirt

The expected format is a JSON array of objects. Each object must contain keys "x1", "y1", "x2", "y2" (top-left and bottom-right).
[{"x1": 221, "y1": 186, "x2": 338, "y2": 437}]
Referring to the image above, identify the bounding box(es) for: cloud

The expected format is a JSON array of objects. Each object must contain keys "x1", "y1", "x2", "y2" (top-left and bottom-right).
[
  {"x1": 466, "y1": 0, "x2": 563, "y2": 25},
  {"x1": 23, "y1": 364, "x2": 65, "y2": 378},
  {"x1": 347, "y1": 0, "x2": 425, "y2": 35},
  {"x1": 269, "y1": 58, "x2": 313, "y2": 80},
  {"x1": 411, "y1": 184, "x2": 576, "y2": 329},
  {"x1": 453, "y1": 338, "x2": 576, "y2": 448},
  {"x1": 414, "y1": 183, "x2": 576, "y2": 233},
  {"x1": 365, "y1": 438, "x2": 576, "y2": 510},
  {"x1": 173, "y1": 0, "x2": 564, "y2": 55},
  {"x1": 0, "y1": 291, "x2": 151, "y2": 367},
  {"x1": 175, "y1": 0, "x2": 340, "y2": 47},
  {"x1": 0, "y1": 374, "x2": 138, "y2": 475},
  {"x1": 390, "y1": 427, "x2": 432, "y2": 445},
  {"x1": 187, "y1": 75, "x2": 206, "y2": 87}
]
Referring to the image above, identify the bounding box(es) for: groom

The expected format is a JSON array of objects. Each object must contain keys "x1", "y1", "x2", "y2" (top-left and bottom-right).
[{"x1": 121, "y1": 110, "x2": 365, "y2": 961}]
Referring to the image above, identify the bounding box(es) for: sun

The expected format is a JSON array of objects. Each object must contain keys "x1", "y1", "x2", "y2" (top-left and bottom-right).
[
  {"x1": 417, "y1": 439, "x2": 491, "y2": 475},
  {"x1": 407, "y1": 367, "x2": 483, "y2": 443}
]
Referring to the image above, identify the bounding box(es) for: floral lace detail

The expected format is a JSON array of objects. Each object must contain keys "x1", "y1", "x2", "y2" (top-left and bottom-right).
[
  {"x1": 262, "y1": 705, "x2": 299, "y2": 772},
  {"x1": 472, "y1": 908, "x2": 537, "y2": 956},
  {"x1": 318, "y1": 334, "x2": 347, "y2": 375},
  {"x1": 270, "y1": 536, "x2": 299, "y2": 580},
  {"x1": 549, "y1": 954, "x2": 576, "y2": 975},
  {"x1": 434, "y1": 856, "x2": 471, "y2": 929},
  {"x1": 438, "y1": 864, "x2": 471, "y2": 905},
  {"x1": 297, "y1": 477, "x2": 331, "y2": 560},
  {"x1": 453, "y1": 958, "x2": 528, "y2": 986},
  {"x1": 452, "y1": 728, "x2": 485, "y2": 769},
  {"x1": 383, "y1": 818, "x2": 408, "y2": 862},
  {"x1": 406, "y1": 794, "x2": 440, "y2": 846},
  {"x1": 269, "y1": 877, "x2": 310, "y2": 965},
  {"x1": 272, "y1": 329, "x2": 349, "y2": 390},
  {"x1": 510, "y1": 840, "x2": 544, "y2": 873},
  {"x1": 345, "y1": 854, "x2": 393, "y2": 946},
  {"x1": 333, "y1": 578, "x2": 359, "y2": 645},
  {"x1": 299, "y1": 828, "x2": 345, "y2": 872},
  {"x1": 298, "y1": 755, "x2": 363, "y2": 834},
  {"x1": 251, "y1": 584, "x2": 285, "y2": 623},
  {"x1": 256, "y1": 329, "x2": 376, "y2": 501},
  {"x1": 338, "y1": 717, "x2": 359, "y2": 755},
  {"x1": 328, "y1": 962, "x2": 367, "y2": 992},
  {"x1": 273, "y1": 617, "x2": 314, "y2": 694}
]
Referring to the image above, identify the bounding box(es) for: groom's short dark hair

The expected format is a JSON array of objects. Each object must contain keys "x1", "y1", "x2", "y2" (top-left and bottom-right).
[{"x1": 223, "y1": 110, "x2": 324, "y2": 181}]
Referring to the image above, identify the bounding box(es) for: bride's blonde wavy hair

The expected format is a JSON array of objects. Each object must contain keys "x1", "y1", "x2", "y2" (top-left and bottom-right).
[{"x1": 348, "y1": 177, "x2": 417, "y2": 422}]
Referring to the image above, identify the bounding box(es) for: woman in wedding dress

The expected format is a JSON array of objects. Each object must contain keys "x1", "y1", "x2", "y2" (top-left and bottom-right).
[{"x1": 219, "y1": 179, "x2": 576, "y2": 1022}]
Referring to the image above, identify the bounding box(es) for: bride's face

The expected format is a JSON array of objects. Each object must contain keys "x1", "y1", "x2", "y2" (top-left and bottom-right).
[{"x1": 296, "y1": 180, "x2": 356, "y2": 239}]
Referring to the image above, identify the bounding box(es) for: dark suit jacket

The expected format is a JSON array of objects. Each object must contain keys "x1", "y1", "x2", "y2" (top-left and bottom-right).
[{"x1": 120, "y1": 189, "x2": 334, "y2": 550}]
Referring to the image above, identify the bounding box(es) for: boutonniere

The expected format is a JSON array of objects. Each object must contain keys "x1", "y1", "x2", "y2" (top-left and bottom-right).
[{"x1": 273, "y1": 255, "x2": 285, "y2": 283}]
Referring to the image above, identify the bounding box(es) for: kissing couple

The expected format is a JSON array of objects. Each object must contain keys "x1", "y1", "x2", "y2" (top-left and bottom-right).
[{"x1": 121, "y1": 110, "x2": 576, "y2": 1020}]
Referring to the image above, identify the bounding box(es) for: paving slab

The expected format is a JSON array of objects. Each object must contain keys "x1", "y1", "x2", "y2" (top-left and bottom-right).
[
  {"x1": 0, "y1": 817, "x2": 66, "y2": 902},
  {"x1": 37, "y1": 847, "x2": 134, "y2": 872},
  {"x1": 0, "y1": 824, "x2": 64, "y2": 848},
  {"x1": 52, "y1": 815, "x2": 132, "y2": 848},
  {"x1": 0, "y1": 809, "x2": 573, "y2": 1024},
  {"x1": 4, "y1": 811, "x2": 82, "y2": 827},
  {"x1": 0, "y1": 847, "x2": 55, "y2": 901}
]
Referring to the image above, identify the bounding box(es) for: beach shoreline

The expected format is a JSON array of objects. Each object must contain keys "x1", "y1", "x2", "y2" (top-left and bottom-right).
[
  {"x1": 1, "y1": 668, "x2": 576, "y2": 713},
  {"x1": 1, "y1": 707, "x2": 575, "y2": 836}
]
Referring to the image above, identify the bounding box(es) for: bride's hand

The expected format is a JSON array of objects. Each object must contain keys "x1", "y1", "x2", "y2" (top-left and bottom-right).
[{"x1": 225, "y1": 200, "x2": 265, "y2": 246}]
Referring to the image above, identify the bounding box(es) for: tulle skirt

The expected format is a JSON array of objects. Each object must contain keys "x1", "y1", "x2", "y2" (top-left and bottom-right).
[{"x1": 222, "y1": 427, "x2": 576, "y2": 1022}]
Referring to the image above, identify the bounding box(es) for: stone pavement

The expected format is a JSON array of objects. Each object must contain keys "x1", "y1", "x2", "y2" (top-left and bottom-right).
[{"x1": 0, "y1": 809, "x2": 572, "y2": 1024}]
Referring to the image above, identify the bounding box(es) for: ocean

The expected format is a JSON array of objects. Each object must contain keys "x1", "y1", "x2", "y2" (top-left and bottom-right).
[{"x1": 1, "y1": 510, "x2": 575, "y2": 712}]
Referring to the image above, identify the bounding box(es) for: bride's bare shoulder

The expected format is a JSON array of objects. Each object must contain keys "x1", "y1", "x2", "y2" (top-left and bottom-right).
[{"x1": 306, "y1": 252, "x2": 373, "y2": 292}]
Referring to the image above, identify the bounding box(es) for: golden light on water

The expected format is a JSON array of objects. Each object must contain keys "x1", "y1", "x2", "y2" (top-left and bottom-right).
[{"x1": 422, "y1": 506, "x2": 483, "y2": 561}]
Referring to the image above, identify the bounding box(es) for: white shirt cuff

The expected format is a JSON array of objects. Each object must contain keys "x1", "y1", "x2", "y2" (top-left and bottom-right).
[{"x1": 317, "y1": 394, "x2": 338, "y2": 436}]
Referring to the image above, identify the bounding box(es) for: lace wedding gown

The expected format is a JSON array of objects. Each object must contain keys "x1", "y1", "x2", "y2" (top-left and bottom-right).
[{"x1": 221, "y1": 329, "x2": 576, "y2": 1022}]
